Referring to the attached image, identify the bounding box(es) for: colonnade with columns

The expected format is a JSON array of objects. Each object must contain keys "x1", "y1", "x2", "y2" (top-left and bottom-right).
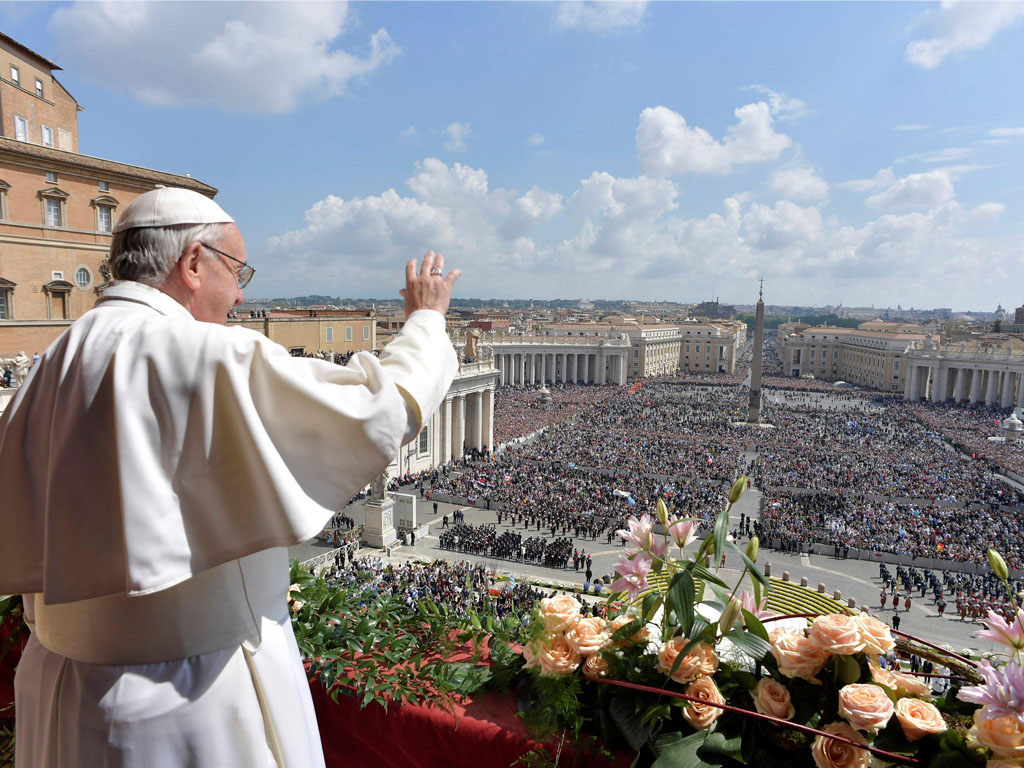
[
  {"x1": 438, "y1": 386, "x2": 495, "y2": 462},
  {"x1": 491, "y1": 349, "x2": 628, "y2": 386},
  {"x1": 904, "y1": 363, "x2": 1024, "y2": 409}
]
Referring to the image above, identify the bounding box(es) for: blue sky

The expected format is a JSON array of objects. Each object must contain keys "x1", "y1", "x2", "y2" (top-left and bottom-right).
[{"x1": 3, "y1": 1, "x2": 1024, "y2": 309}]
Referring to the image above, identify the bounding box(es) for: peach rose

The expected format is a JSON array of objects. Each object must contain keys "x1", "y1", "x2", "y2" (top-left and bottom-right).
[
  {"x1": 537, "y1": 636, "x2": 582, "y2": 677},
  {"x1": 972, "y1": 711, "x2": 1024, "y2": 759},
  {"x1": 838, "y1": 683, "x2": 895, "y2": 733},
  {"x1": 811, "y1": 722, "x2": 870, "y2": 768},
  {"x1": 853, "y1": 613, "x2": 895, "y2": 656},
  {"x1": 771, "y1": 628, "x2": 829, "y2": 679},
  {"x1": 522, "y1": 640, "x2": 541, "y2": 669},
  {"x1": 987, "y1": 761, "x2": 1024, "y2": 768},
  {"x1": 752, "y1": 677, "x2": 795, "y2": 720},
  {"x1": 809, "y1": 614, "x2": 865, "y2": 656},
  {"x1": 681, "y1": 676, "x2": 725, "y2": 730},
  {"x1": 539, "y1": 595, "x2": 582, "y2": 634},
  {"x1": 868, "y1": 662, "x2": 901, "y2": 693},
  {"x1": 657, "y1": 638, "x2": 716, "y2": 684},
  {"x1": 565, "y1": 616, "x2": 611, "y2": 656},
  {"x1": 582, "y1": 653, "x2": 610, "y2": 678},
  {"x1": 609, "y1": 614, "x2": 650, "y2": 645},
  {"x1": 895, "y1": 698, "x2": 947, "y2": 742},
  {"x1": 890, "y1": 670, "x2": 932, "y2": 698},
  {"x1": 287, "y1": 583, "x2": 305, "y2": 613}
]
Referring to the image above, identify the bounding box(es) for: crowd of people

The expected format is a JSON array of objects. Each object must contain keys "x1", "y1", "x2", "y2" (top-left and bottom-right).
[
  {"x1": 492, "y1": 384, "x2": 618, "y2": 444},
  {"x1": 911, "y1": 400, "x2": 1024, "y2": 476},
  {"x1": 438, "y1": 522, "x2": 575, "y2": 568},
  {"x1": 322, "y1": 556, "x2": 547, "y2": 625}
]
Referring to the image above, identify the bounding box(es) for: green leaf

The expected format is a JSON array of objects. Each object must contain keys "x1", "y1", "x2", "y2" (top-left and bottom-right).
[
  {"x1": 712, "y1": 509, "x2": 730, "y2": 569},
  {"x1": 669, "y1": 571, "x2": 696, "y2": 637},
  {"x1": 724, "y1": 629, "x2": 772, "y2": 662},
  {"x1": 652, "y1": 730, "x2": 723, "y2": 768},
  {"x1": 691, "y1": 563, "x2": 728, "y2": 588},
  {"x1": 609, "y1": 693, "x2": 653, "y2": 753},
  {"x1": 836, "y1": 655, "x2": 862, "y2": 686},
  {"x1": 726, "y1": 540, "x2": 769, "y2": 587},
  {"x1": 741, "y1": 610, "x2": 769, "y2": 642},
  {"x1": 701, "y1": 728, "x2": 745, "y2": 762}
]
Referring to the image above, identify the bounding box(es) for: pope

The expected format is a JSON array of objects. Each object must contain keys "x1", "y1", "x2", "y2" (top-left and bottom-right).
[{"x1": 0, "y1": 187, "x2": 461, "y2": 767}]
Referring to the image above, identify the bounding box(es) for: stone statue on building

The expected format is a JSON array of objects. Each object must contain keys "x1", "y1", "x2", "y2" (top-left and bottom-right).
[
  {"x1": 464, "y1": 328, "x2": 481, "y2": 362},
  {"x1": 369, "y1": 470, "x2": 389, "y2": 501},
  {"x1": 12, "y1": 351, "x2": 30, "y2": 387}
]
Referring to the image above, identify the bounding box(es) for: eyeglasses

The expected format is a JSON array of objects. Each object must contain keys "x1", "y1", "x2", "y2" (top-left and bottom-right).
[{"x1": 200, "y1": 242, "x2": 255, "y2": 289}]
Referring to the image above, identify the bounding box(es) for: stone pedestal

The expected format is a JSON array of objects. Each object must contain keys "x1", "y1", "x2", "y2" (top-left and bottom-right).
[{"x1": 363, "y1": 497, "x2": 397, "y2": 549}]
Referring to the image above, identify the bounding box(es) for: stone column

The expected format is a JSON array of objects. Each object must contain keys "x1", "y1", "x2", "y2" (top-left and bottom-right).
[
  {"x1": 453, "y1": 395, "x2": 466, "y2": 459},
  {"x1": 570, "y1": 354, "x2": 578, "y2": 383},
  {"x1": 930, "y1": 366, "x2": 946, "y2": 402},
  {"x1": 986, "y1": 369, "x2": 1000, "y2": 406},
  {"x1": 519, "y1": 353, "x2": 526, "y2": 385},
  {"x1": 970, "y1": 368, "x2": 984, "y2": 404},
  {"x1": 559, "y1": 353, "x2": 566, "y2": 383},
  {"x1": 527, "y1": 354, "x2": 535, "y2": 385},
  {"x1": 495, "y1": 354, "x2": 503, "y2": 386},
  {"x1": 904, "y1": 365, "x2": 917, "y2": 400},
  {"x1": 539, "y1": 353, "x2": 546, "y2": 385},
  {"x1": 483, "y1": 387, "x2": 494, "y2": 451},
  {"x1": 1002, "y1": 371, "x2": 1016, "y2": 409},
  {"x1": 443, "y1": 398, "x2": 453, "y2": 463},
  {"x1": 953, "y1": 368, "x2": 967, "y2": 402},
  {"x1": 1017, "y1": 372, "x2": 1024, "y2": 411},
  {"x1": 472, "y1": 391, "x2": 483, "y2": 450}
]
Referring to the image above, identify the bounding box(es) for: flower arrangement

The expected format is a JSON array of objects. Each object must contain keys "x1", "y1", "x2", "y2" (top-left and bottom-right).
[{"x1": 509, "y1": 478, "x2": 1022, "y2": 768}]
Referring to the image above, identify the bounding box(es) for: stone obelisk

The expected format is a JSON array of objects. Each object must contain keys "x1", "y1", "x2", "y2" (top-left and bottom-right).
[{"x1": 747, "y1": 280, "x2": 764, "y2": 424}]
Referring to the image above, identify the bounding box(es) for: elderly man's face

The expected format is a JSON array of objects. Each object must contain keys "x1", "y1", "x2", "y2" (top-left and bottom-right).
[{"x1": 192, "y1": 224, "x2": 247, "y2": 324}]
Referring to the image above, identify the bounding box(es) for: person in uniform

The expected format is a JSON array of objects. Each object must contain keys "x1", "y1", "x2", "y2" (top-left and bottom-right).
[{"x1": 0, "y1": 187, "x2": 461, "y2": 767}]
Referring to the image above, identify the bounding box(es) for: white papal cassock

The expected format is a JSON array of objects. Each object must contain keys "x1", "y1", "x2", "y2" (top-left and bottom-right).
[{"x1": 0, "y1": 281, "x2": 458, "y2": 767}]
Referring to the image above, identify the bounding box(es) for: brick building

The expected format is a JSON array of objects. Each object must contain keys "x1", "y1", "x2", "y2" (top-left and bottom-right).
[{"x1": 0, "y1": 33, "x2": 216, "y2": 355}]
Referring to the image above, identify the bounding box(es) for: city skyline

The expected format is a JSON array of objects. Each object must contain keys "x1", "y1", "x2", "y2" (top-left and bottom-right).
[{"x1": 2, "y1": 1, "x2": 1023, "y2": 309}]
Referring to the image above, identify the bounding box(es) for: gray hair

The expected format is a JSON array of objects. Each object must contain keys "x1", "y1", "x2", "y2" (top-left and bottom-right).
[{"x1": 107, "y1": 222, "x2": 231, "y2": 287}]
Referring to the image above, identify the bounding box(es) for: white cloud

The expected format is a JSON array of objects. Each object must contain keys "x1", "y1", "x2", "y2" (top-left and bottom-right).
[
  {"x1": 261, "y1": 158, "x2": 1017, "y2": 307},
  {"x1": 742, "y1": 200, "x2": 823, "y2": 250},
  {"x1": 905, "y1": 1, "x2": 1024, "y2": 69},
  {"x1": 840, "y1": 167, "x2": 896, "y2": 193},
  {"x1": 443, "y1": 122, "x2": 472, "y2": 152},
  {"x1": 48, "y1": 1, "x2": 399, "y2": 113},
  {"x1": 637, "y1": 101, "x2": 791, "y2": 176},
  {"x1": 989, "y1": 126, "x2": 1024, "y2": 137},
  {"x1": 894, "y1": 124, "x2": 928, "y2": 131},
  {"x1": 770, "y1": 167, "x2": 829, "y2": 202},
  {"x1": 554, "y1": 1, "x2": 647, "y2": 32},
  {"x1": 898, "y1": 146, "x2": 974, "y2": 164},
  {"x1": 969, "y1": 202, "x2": 1006, "y2": 221},
  {"x1": 400, "y1": 126, "x2": 417, "y2": 141},
  {"x1": 526, "y1": 133, "x2": 545, "y2": 146},
  {"x1": 865, "y1": 170, "x2": 955, "y2": 211},
  {"x1": 742, "y1": 85, "x2": 811, "y2": 122}
]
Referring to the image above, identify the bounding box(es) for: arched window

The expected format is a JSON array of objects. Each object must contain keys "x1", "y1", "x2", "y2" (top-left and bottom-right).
[{"x1": 90, "y1": 194, "x2": 120, "y2": 233}]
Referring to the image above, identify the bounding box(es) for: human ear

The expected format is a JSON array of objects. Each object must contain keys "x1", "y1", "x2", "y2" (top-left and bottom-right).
[{"x1": 177, "y1": 241, "x2": 205, "y2": 291}]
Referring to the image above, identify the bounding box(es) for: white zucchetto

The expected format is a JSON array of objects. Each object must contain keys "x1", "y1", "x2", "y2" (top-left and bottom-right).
[{"x1": 113, "y1": 186, "x2": 234, "y2": 233}]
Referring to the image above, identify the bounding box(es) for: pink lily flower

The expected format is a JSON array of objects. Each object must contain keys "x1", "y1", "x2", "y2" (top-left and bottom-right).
[
  {"x1": 739, "y1": 589, "x2": 776, "y2": 621},
  {"x1": 611, "y1": 553, "x2": 652, "y2": 600},
  {"x1": 668, "y1": 518, "x2": 699, "y2": 549},
  {"x1": 958, "y1": 659, "x2": 1024, "y2": 722},
  {"x1": 617, "y1": 514, "x2": 655, "y2": 551},
  {"x1": 976, "y1": 609, "x2": 1024, "y2": 653}
]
